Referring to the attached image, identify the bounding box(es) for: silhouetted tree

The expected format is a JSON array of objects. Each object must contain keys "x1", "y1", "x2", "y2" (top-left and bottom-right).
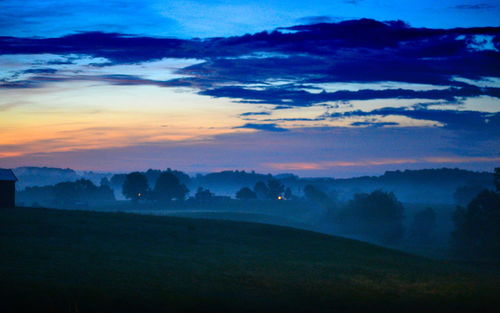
[
  {"x1": 17, "y1": 185, "x2": 53, "y2": 207},
  {"x1": 153, "y1": 171, "x2": 188, "y2": 202},
  {"x1": 284, "y1": 187, "x2": 293, "y2": 200},
  {"x1": 236, "y1": 187, "x2": 257, "y2": 200},
  {"x1": 164, "y1": 168, "x2": 191, "y2": 185},
  {"x1": 100, "y1": 177, "x2": 110, "y2": 187},
  {"x1": 267, "y1": 178, "x2": 285, "y2": 200},
  {"x1": 452, "y1": 190, "x2": 500, "y2": 259},
  {"x1": 453, "y1": 185, "x2": 485, "y2": 206},
  {"x1": 195, "y1": 170, "x2": 268, "y2": 190},
  {"x1": 123, "y1": 172, "x2": 149, "y2": 202},
  {"x1": 97, "y1": 184, "x2": 115, "y2": 200},
  {"x1": 52, "y1": 179, "x2": 114, "y2": 205},
  {"x1": 339, "y1": 190, "x2": 404, "y2": 244},
  {"x1": 408, "y1": 207, "x2": 436, "y2": 244},
  {"x1": 304, "y1": 185, "x2": 331, "y2": 206},
  {"x1": 110, "y1": 174, "x2": 126, "y2": 189},
  {"x1": 304, "y1": 184, "x2": 337, "y2": 218},
  {"x1": 495, "y1": 167, "x2": 500, "y2": 192},
  {"x1": 195, "y1": 187, "x2": 214, "y2": 200},
  {"x1": 144, "y1": 168, "x2": 191, "y2": 186},
  {"x1": 254, "y1": 181, "x2": 270, "y2": 199},
  {"x1": 144, "y1": 169, "x2": 162, "y2": 187}
]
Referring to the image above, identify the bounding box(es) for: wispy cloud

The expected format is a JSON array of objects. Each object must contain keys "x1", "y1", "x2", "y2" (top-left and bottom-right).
[
  {"x1": 295, "y1": 16, "x2": 336, "y2": 24},
  {"x1": 266, "y1": 156, "x2": 500, "y2": 170},
  {"x1": 234, "y1": 123, "x2": 288, "y2": 132},
  {"x1": 328, "y1": 107, "x2": 500, "y2": 133},
  {"x1": 451, "y1": 3, "x2": 497, "y2": 10}
]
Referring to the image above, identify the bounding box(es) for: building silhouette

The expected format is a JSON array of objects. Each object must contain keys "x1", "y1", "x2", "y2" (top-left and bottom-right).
[{"x1": 0, "y1": 169, "x2": 17, "y2": 208}]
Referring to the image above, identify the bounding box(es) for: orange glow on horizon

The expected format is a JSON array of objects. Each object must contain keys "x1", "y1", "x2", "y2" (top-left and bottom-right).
[{"x1": 0, "y1": 82, "x2": 258, "y2": 158}]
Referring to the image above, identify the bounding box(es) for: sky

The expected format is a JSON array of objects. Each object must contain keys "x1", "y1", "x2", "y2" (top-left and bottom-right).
[{"x1": 0, "y1": 0, "x2": 499, "y2": 177}]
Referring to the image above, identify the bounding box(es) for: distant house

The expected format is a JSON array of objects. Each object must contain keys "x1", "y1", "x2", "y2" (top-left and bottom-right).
[{"x1": 0, "y1": 169, "x2": 17, "y2": 208}]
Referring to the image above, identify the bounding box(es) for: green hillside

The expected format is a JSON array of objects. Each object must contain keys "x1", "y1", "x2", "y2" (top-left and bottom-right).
[{"x1": 0, "y1": 207, "x2": 498, "y2": 313}]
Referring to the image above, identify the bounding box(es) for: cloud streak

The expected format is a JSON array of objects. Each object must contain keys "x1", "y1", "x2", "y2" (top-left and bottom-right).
[
  {"x1": 329, "y1": 107, "x2": 500, "y2": 133},
  {"x1": 451, "y1": 3, "x2": 497, "y2": 10},
  {"x1": 266, "y1": 156, "x2": 500, "y2": 170},
  {"x1": 234, "y1": 123, "x2": 288, "y2": 132}
]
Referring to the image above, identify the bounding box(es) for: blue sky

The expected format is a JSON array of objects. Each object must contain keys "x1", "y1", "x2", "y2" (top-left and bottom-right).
[
  {"x1": 2, "y1": 0, "x2": 499, "y2": 38},
  {"x1": 0, "y1": 0, "x2": 499, "y2": 176}
]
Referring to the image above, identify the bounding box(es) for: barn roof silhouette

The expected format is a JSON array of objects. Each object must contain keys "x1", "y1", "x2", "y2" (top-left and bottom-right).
[{"x1": 0, "y1": 169, "x2": 17, "y2": 181}]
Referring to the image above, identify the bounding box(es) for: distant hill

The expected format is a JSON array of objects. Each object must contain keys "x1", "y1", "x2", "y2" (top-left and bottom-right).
[
  {"x1": 191, "y1": 170, "x2": 274, "y2": 195},
  {"x1": 0, "y1": 207, "x2": 497, "y2": 313},
  {"x1": 294, "y1": 168, "x2": 495, "y2": 204},
  {"x1": 192, "y1": 168, "x2": 494, "y2": 204}
]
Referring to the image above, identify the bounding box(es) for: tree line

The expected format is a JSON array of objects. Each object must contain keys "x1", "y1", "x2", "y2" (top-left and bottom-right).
[
  {"x1": 16, "y1": 167, "x2": 499, "y2": 260},
  {"x1": 121, "y1": 169, "x2": 499, "y2": 260},
  {"x1": 17, "y1": 178, "x2": 115, "y2": 207},
  {"x1": 301, "y1": 169, "x2": 500, "y2": 260}
]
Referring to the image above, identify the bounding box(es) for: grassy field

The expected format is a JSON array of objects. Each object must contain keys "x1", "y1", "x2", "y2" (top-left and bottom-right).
[{"x1": 0, "y1": 207, "x2": 498, "y2": 313}]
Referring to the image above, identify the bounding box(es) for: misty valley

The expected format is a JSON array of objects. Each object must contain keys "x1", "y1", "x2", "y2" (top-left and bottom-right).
[
  {"x1": 0, "y1": 166, "x2": 497, "y2": 312},
  {"x1": 14, "y1": 167, "x2": 498, "y2": 258}
]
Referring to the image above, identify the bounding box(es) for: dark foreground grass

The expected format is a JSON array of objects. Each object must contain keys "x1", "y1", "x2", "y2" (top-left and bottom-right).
[{"x1": 0, "y1": 207, "x2": 498, "y2": 313}]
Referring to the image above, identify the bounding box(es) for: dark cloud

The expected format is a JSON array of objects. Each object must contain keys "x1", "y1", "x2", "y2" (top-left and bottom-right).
[
  {"x1": 239, "y1": 111, "x2": 272, "y2": 116},
  {"x1": 234, "y1": 123, "x2": 288, "y2": 132},
  {"x1": 330, "y1": 108, "x2": 500, "y2": 133},
  {"x1": 1, "y1": 18, "x2": 499, "y2": 133},
  {"x1": 451, "y1": 3, "x2": 497, "y2": 10},
  {"x1": 2, "y1": 19, "x2": 498, "y2": 68},
  {"x1": 350, "y1": 121, "x2": 399, "y2": 127},
  {"x1": 45, "y1": 59, "x2": 75, "y2": 65},
  {"x1": 0, "y1": 80, "x2": 39, "y2": 89},
  {"x1": 0, "y1": 74, "x2": 178, "y2": 89},
  {"x1": 201, "y1": 85, "x2": 500, "y2": 107},
  {"x1": 295, "y1": 16, "x2": 336, "y2": 24},
  {"x1": 21, "y1": 68, "x2": 57, "y2": 74},
  {"x1": 1, "y1": 21, "x2": 498, "y2": 89},
  {"x1": 0, "y1": 32, "x2": 195, "y2": 63}
]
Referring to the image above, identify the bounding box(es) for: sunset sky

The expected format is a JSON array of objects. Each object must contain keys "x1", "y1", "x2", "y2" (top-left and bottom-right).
[{"x1": 0, "y1": 0, "x2": 499, "y2": 176}]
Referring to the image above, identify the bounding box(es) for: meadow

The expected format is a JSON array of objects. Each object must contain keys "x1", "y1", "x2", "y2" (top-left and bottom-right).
[{"x1": 0, "y1": 207, "x2": 498, "y2": 313}]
